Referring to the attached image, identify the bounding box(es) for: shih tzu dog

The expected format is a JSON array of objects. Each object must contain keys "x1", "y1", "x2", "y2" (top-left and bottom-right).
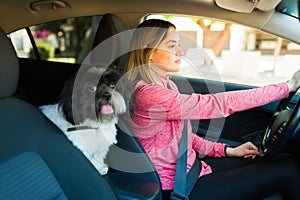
[{"x1": 40, "y1": 67, "x2": 126, "y2": 175}]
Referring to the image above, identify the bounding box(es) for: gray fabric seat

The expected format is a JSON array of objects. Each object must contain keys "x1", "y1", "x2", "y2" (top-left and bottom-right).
[
  {"x1": 0, "y1": 152, "x2": 68, "y2": 200},
  {"x1": 0, "y1": 27, "x2": 117, "y2": 200}
]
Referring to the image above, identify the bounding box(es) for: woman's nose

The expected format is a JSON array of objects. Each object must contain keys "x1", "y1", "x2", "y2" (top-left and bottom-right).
[{"x1": 176, "y1": 46, "x2": 184, "y2": 56}]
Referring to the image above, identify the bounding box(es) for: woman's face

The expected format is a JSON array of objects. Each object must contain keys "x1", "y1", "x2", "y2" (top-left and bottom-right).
[{"x1": 149, "y1": 27, "x2": 183, "y2": 75}]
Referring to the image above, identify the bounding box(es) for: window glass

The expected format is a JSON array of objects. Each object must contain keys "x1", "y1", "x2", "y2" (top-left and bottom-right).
[
  {"x1": 9, "y1": 29, "x2": 33, "y2": 59},
  {"x1": 9, "y1": 15, "x2": 102, "y2": 64},
  {"x1": 146, "y1": 15, "x2": 300, "y2": 87},
  {"x1": 276, "y1": 0, "x2": 299, "y2": 20}
]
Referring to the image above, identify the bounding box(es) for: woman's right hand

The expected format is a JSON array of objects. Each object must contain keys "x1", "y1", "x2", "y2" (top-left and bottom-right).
[
  {"x1": 226, "y1": 141, "x2": 264, "y2": 159},
  {"x1": 287, "y1": 69, "x2": 300, "y2": 92}
]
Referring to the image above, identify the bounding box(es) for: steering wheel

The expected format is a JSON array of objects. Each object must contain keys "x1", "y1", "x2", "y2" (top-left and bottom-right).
[{"x1": 260, "y1": 92, "x2": 300, "y2": 158}]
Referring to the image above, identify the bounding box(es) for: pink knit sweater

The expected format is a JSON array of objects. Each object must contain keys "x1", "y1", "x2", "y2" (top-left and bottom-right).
[{"x1": 129, "y1": 75, "x2": 289, "y2": 190}]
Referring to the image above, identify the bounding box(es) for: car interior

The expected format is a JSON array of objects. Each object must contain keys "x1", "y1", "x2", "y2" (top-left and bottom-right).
[{"x1": 0, "y1": 0, "x2": 300, "y2": 200}]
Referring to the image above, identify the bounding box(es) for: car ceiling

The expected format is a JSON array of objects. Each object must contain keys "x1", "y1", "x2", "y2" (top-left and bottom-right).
[{"x1": 0, "y1": 0, "x2": 300, "y2": 44}]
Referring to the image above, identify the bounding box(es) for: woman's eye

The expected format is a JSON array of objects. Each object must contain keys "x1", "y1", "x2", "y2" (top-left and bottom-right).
[{"x1": 167, "y1": 44, "x2": 180, "y2": 50}]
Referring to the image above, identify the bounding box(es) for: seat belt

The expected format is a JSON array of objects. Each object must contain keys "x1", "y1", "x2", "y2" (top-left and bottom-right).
[
  {"x1": 170, "y1": 120, "x2": 201, "y2": 200},
  {"x1": 123, "y1": 80, "x2": 200, "y2": 200}
]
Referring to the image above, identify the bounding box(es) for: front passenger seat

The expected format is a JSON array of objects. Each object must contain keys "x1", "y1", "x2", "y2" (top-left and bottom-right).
[{"x1": 0, "y1": 27, "x2": 117, "y2": 200}]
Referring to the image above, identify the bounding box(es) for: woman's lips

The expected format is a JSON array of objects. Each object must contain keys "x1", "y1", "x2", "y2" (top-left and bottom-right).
[{"x1": 175, "y1": 59, "x2": 181, "y2": 64}]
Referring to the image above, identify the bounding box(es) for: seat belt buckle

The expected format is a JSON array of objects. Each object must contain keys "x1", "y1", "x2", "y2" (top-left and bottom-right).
[{"x1": 170, "y1": 191, "x2": 189, "y2": 200}]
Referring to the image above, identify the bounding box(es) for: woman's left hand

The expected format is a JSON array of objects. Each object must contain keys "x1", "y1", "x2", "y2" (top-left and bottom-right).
[{"x1": 226, "y1": 141, "x2": 264, "y2": 159}]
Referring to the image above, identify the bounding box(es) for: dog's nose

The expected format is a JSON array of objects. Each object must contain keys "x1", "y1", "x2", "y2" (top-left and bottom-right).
[{"x1": 102, "y1": 92, "x2": 112, "y2": 101}]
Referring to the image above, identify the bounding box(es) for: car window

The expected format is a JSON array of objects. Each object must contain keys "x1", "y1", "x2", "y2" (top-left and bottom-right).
[
  {"x1": 146, "y1": 15, "x2": 300, "y2": 87},
  {"x1": 8, "y1": 29, "x2": 32, "y2": 59},
  {"x1": 9, "y1": 15, "x2": 103, "y2": 64}
]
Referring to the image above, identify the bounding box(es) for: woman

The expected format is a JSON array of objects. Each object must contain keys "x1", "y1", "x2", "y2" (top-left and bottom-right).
[{"x1": 125, "y1": 19, "x2": 300, "y2": 200}]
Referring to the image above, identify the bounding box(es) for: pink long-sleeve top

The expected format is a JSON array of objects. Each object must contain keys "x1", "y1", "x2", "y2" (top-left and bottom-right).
[{"x1": 129, "y1": 75, "x2": 289, "y2": 190}]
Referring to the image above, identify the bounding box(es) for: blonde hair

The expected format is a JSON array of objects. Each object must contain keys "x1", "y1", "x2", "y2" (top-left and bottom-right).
[{"x1": 125, "y1": 19, "x2": 176, "y2": 85}]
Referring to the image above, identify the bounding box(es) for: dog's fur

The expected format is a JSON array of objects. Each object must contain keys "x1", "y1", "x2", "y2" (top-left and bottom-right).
[{"x1": 56, "y1": 67, "x2": 126, "y2": 175}]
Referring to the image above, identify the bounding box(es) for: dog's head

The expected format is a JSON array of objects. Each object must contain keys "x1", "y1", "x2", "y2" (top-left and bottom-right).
[{"x1": 59, "y1": 67, "x2": 126, "y2": 125}]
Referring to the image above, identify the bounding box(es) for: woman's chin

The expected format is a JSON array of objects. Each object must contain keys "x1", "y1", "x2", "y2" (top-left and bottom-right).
[{"x1": 172, "y1": 66, "x2": 181, "y2": 72}]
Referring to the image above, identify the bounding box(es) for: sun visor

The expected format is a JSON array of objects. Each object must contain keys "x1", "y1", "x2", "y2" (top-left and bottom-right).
[{"x1": 215, "y1": 0, "x2": 282, "y2": 13}]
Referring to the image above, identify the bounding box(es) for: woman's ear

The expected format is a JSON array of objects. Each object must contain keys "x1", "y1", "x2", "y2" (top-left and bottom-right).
[{"x1": 149, "y1": 52, "x2": 153, "y2": 62}]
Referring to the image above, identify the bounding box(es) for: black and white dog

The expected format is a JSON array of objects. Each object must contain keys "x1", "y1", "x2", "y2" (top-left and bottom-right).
[{"x1": 40, "y1": 67, "x2": 126, "y2": 175}]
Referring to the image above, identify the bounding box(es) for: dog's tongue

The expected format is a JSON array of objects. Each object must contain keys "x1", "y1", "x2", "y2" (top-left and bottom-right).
[{"x1": 101, "y1": 104, "x2": 114, "y2": 115}]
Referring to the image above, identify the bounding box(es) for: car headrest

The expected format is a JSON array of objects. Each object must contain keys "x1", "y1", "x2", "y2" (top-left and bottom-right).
[
  {"x1": 0, "y1": 27, "x2": 19, "y2": 98},
  {"x1": 90, "y1": 13, "x2": 132, "y2": 70}
]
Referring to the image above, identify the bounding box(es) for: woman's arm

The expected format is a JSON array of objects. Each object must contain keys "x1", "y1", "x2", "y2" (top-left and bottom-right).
[
  {"x1": 191, "y1": 133, "x2": 226, "y2": 157},
  {"x1": 134, "y1": 82, "x2": 289, "y2": 120}
]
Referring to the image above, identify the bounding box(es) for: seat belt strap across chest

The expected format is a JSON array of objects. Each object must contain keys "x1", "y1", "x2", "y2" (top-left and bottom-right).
[{"x1": 170, "y1": 120, "x2": 202, "y2": 200}]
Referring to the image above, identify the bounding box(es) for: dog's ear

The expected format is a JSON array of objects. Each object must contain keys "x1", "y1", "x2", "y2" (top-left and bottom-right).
[
  {"x1": 58, "y1": 73, "x2": 77, "y2": 124},
  {"x1": 59, "y1": 100, "x2": 75, "y2": 124},
  {"x1": 112, "y1": 91, "x2": 126, "y2": 115},
  {"x1": 59, "y1": 74, "x2": 75, "y2": 100}
]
